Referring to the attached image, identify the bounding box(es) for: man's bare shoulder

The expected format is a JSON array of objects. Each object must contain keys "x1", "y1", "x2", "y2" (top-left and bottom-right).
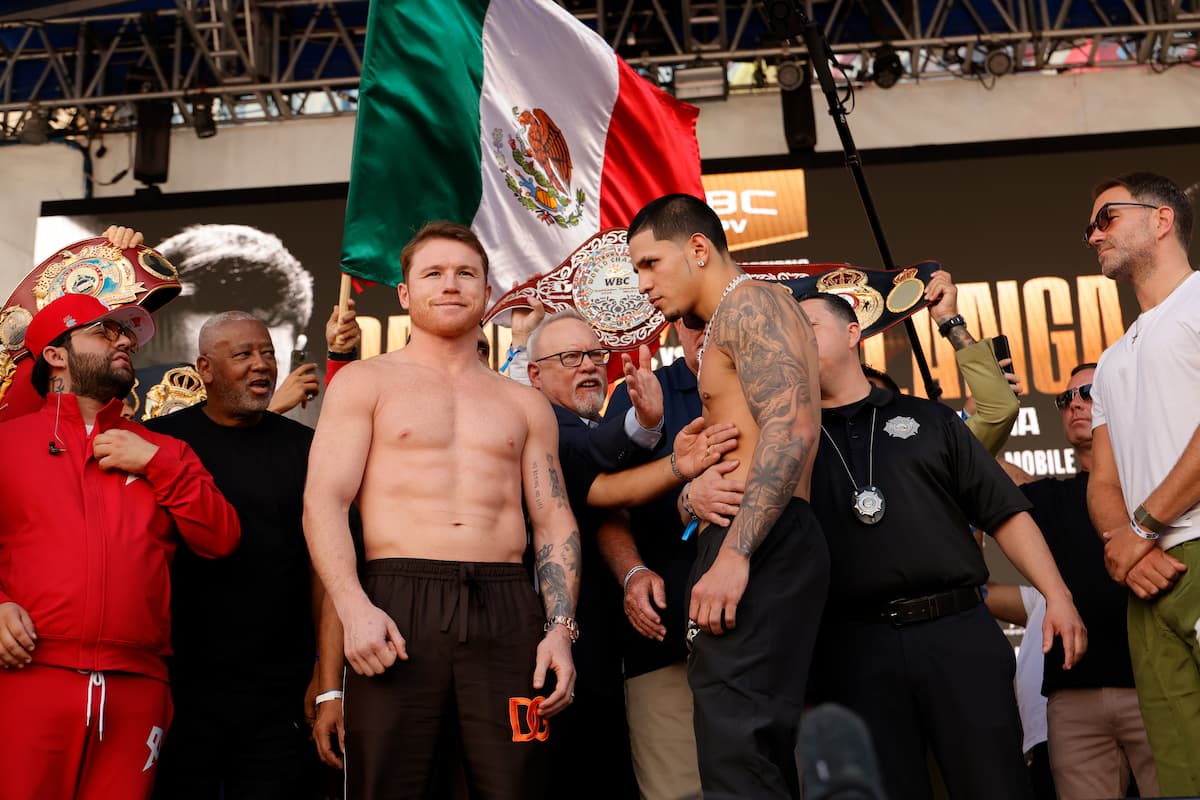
[
  {"x1": 713, "y1": 280, "x2": 811, "y2": 351},
  {"x1": 491, "y1": 370, "x2": 555, "y2": 419}
]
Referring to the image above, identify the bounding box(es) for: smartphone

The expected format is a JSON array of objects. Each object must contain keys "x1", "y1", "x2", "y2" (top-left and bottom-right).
[
  {"x1": 290, "y1": 333, "x2": 309, "y2": 373},
  {"x1": 992, "y1": 334, "x2": 1015, "y2": 375}
]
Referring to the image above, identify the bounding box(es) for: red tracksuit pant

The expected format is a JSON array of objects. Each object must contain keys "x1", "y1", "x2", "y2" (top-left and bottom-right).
[{"x1": 0, "y1": 664, "x2": 172, "y2": 800}]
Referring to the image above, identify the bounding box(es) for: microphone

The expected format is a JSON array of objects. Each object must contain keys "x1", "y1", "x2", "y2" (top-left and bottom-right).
[
  {"x1": 802, "y1": 704, "x2": 888, "y2": 800},
  {"x1": 48, "y1": 440, "x2": 67, "y2": 456}
]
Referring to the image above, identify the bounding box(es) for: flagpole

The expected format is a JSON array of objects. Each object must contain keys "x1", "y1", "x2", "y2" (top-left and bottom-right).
[{"x1": 780, "y1": 7, "x2": 942, "y2": 401}]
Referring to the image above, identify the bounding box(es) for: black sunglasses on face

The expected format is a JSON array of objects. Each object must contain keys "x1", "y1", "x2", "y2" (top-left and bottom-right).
[
  {"x1": 1082, "y1": 202, "x2": 1159, "y2": 246},
  {"x1": 1055, "y1": 383, "x2": 1093, "y2": 410},
  {"x1": 533, "y1": 349, "x2": 611, "y2": 368}
]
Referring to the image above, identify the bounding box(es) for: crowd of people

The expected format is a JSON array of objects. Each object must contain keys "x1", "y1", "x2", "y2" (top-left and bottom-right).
[{"x1": 0, "y1": 171, "x2": 1196, "y2": 800}]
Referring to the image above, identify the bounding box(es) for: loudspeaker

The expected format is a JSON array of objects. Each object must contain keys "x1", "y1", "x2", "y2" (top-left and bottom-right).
[
  {"x1": 781, "y1": 80, "x2": 816, "y2": 154},
  {"x1": 134, "y1": 99, "x2": 172, "y2": 186}
]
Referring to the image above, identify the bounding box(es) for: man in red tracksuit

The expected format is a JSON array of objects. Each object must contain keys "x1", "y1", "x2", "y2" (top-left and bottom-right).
[{"x1": 0, "y1": 293, "x2": 241, "y2": 800}]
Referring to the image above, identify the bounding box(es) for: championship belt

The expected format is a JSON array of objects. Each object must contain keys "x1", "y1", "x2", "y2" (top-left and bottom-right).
[
  {"x1": 485, "y1": 228, "x2": 666, "y2": 350},
  {"x1": 0, "y1": 237, "x2": 181, "y2": 418},
  {"x1": 484, "y1": 225, "x2": 940, "y2": 380},
  {"x1": 743, "y1": 261, "x2": 940, "y2": 338},
  {"x1": 138, "y1": 364, "x2": 207, "y2": 421}
]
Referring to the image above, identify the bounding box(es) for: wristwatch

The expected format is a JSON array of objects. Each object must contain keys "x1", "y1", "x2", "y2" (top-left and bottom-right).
[
  {"x1": 937, "y1": 314, "x2": 966, "y2": 338},
  {"x1": 544, "y1": 615, "x2": 580, "y2": 644},
  {"x1": 1134, "y1": 504, "x2": 1169, "y2": 535}
]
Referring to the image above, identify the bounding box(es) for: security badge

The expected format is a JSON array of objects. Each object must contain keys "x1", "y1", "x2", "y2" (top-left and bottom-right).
[{"x1": 884, "y1": 416, "x2": 920, "y2": 439}]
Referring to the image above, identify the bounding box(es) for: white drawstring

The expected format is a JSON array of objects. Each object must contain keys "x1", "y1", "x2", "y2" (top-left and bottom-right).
[{"x1": 83, "y1": 671, "x2": 107, "y2": 741}]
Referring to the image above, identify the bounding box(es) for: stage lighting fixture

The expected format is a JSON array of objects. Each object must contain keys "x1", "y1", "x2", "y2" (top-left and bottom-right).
[
  {"x1": 673, "y1": 64, "x2": 728, "y2": 101},
  {"x1": 190, "y1": 95, "x2": 217, "y2": 139},
  {"x1": 984, "y1": 45, "x2": 1014, "y2": 76},
  {"x1": 18, "y1": 104, "x2": 50, "y2": 145},
  {"x1": 871, "y1": 45, "x2": 904, "y2": 89},
  {"x1": 776, "y1": 59, "x2": 806, "y2": 92}
]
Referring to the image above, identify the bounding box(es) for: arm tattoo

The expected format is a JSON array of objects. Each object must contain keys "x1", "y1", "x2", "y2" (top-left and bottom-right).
[
  {"x1": 946, "y1": 324, "x2": 976, "y2": 351},
  {"x1": 535, "y1": 531, "x2": 580, "y2": 619},
  {"x1": 531, "y1": 459, "x2": 545, "y2": 511},
  {"x1": 546, "y1": 454, "x2": 566, "y2": 508},
  {"x1": 714, "y1": 284, "x2": 818, "y2": 556}
]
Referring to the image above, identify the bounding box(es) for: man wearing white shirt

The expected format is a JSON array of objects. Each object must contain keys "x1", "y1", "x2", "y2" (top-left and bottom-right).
[{"x1": 1085, "y1": 171, "x2": 1200, "y2": 796}]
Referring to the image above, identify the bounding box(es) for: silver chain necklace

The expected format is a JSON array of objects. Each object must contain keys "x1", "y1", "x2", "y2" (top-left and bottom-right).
[
  {"x1": 820, "y1": 407, "x2": 886, "y2": 525},
  {"x1": 697, "y1": 273, "x2": 753, "y2": 378}
]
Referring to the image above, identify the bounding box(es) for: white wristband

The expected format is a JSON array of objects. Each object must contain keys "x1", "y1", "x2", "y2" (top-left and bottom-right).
[
  {"x1": 315, "y1": 690, "x2": 344, "y2": 706},
  {"x1": 623, "y1": 564, "x2": 649, "y2": 592}
]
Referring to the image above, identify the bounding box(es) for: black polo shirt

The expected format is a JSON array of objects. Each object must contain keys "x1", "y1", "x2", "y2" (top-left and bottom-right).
[
  {"x1": 812, "y1": 386, "x2": 1030, "y2": 606},
  {"x1": 603, "y1": 357, "x2": 701, "y2": 678}
]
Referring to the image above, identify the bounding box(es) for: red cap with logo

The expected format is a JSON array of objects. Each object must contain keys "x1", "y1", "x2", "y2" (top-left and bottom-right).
[{"x1": 25, "y1": 293, "x2": 156, "y2": 359}]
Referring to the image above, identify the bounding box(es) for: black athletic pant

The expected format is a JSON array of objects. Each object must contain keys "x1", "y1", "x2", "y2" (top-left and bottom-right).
[
  {"x1": 686, "y1": 498, "x2": 830, "y2": 799},
  {"x1": 815, "y1": 603, "x2": 1033, "y2": 800},
  {"x1": 345, "y1": 559, "x2": 547, "y2": 800}
]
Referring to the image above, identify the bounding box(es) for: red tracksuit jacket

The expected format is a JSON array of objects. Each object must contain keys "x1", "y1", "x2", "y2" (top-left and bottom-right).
[{"x1": 0, "y1": 393, "x2": 241, "y2": 682}]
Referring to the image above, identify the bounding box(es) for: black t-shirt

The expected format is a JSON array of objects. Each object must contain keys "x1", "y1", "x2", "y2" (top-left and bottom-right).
[
  {"x1": 1021, "y1": 472, "x2": 1135, "y2": 694},
  {"x1": 812, "y1": 387, "x2": 1030, "y2": 605},
  {"x1": 146, "y1": 404, "x2": 314, "y2": 695},
  {"x1": 603, "y1": 357, "x2": 701, "y2": 678}
]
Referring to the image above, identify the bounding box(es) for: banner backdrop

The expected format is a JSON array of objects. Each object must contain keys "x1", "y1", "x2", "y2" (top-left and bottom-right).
[{"x1": 29, "y1": 135, "x2": 1200, "y2": 472}]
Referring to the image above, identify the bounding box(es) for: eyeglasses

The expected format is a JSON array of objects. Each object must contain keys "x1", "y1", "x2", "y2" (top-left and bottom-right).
[
  {"x1": 80, "y1": 319, "x2": 139, "y2": 352},
  {"x1": 1054, "y1": 383, "x2": 1093, "y2": 410},
  {"x1": 533, "y1": 349, "x2": 611, "y2": 368},
  {"x1": 1082, "y1": 202, "x2": 1159, "y2": 246}
]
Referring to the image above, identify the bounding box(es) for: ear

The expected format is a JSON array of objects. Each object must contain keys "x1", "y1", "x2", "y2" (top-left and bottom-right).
[
  {"x1": 42, "y1": 344, "x2": 69, "y2": 370},
  {"x1": 195, "y1": 354, "x2": 214, "y2": 384},
  {"x1": 527, "y1": 361, "x2": 543, "y2": 389},
  {"x1": 1155, "y1": 205, "x2": 1176, "y2": 242},
  {"x1": 483, "y1": 284, "x2": 492, "y2": 308},
  {"x1": 397, "y1": 283, "x2": 411, "y2": 311},
  {"x1": 688, "y1": 233, "x2": 712, "y2": 267},
  {"x1": 847, "y1": 321, "x2": 863, "y2": 351}
]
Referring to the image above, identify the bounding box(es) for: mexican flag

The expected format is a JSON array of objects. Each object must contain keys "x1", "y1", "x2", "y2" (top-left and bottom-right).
[{"x1": 340, "y1": 0, "x2": 703, "y2": 293}]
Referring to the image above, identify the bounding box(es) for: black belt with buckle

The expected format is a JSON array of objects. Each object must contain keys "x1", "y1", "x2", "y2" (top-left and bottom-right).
[{"x1": 867, "y1": 586, "x2": 983, "y2": 627}]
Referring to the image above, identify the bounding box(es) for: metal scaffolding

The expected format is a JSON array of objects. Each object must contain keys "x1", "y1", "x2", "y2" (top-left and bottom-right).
[{"x1": 2, "y1": 0, "x2": 1197, "y2": 142}]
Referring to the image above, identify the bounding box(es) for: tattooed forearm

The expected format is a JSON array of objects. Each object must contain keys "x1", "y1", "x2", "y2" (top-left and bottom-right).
[
  {"x1": 944, "y1": 322, "x2": 976, "y2": 351},
  {"x1": 714, "y1": 284, "x2": 820, "y2": 557},
  {"x1": 535, "y1": 532, "x2": 580, "y2": 619}
]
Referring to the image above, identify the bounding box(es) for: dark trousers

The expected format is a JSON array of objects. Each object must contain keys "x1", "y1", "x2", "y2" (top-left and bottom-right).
[
  {"x1": 344, "y1": 559, "x2": 547, "y2": 800},
  {"x1": 816, "y1": 603, "x2": 1032, "y2": 800},
  {"x1": 153, "y1": 687, "x2": 318, "y2": 800},
  {"x1": 687, "y1": 499, "x2": 830, "y2": 799}
]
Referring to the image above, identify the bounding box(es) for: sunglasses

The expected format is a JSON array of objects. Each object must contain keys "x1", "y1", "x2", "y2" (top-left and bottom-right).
[
  {"x1": 533, "y1": 349, "x2": 611, "y2": 368},
  {"x1": 80, "y1": 319, "x2": 139, "y2": 352},
  {"x1": 1082, "y1": 202, "x2": 1159, "y2": 246},
  {"x1": 1054, "y1": 383, "x2": 1093, "y2": 410}
]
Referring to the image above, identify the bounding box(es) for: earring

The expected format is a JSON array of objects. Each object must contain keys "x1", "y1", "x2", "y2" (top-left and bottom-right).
[{"x1": 697, "y1": 259, "x2": 705, "y2": 267}]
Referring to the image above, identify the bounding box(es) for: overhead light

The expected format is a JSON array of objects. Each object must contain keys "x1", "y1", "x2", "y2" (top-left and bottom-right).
[
  {"x1": 776, "y1": 59, "x2": 808, "y2": 92},
  {"x1": 872, "y1": 45, "x2": 904, "y2": 89},
  {"x1": 984, "y1": 45, "x2": 1014, "y2": 76},
  {"x1": 673, "y1": 64, "x2": 728, "y2": 101},
  {"x1": 190, "y1": 95, "x2": 217, "y2": 138},
  {"x1": 18, "y1": 104, "x2": 50, "y2": 145}
]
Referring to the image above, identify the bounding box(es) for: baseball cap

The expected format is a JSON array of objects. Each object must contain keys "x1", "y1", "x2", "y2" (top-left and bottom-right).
[{"x1": 24, "y1": 294, "x2": 156, "y2": 359}]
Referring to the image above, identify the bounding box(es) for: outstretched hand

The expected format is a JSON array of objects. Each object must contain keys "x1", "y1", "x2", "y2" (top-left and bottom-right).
[
  {"x1": 673, "y1": 417, "x2": 738, "y2": 480},
  {"x1": 622, "y1": 344, "x2": 663, "y2": 430}
]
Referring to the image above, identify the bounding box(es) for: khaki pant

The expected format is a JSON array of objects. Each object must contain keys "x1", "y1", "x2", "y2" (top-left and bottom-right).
[
  {"x1": 1046, "y1": 687, "x2": 1158, "y2": 800},
  {"x1": 1128, "y1": 539, "x2": 1200, "y2": 796},
  {"x1": 625, "y1": 663, "x2": 701, "y2": 800}
]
